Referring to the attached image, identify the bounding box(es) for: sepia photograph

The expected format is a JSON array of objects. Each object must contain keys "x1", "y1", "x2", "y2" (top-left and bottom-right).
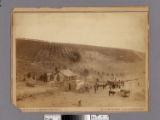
[{"x1": 11, "y1": 7, "x2": 149, "y2": 112}]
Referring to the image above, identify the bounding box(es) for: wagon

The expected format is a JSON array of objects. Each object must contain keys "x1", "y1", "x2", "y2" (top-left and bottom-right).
[{"x1": 120, "y1": 89, "x2": 130, "y2": 97}]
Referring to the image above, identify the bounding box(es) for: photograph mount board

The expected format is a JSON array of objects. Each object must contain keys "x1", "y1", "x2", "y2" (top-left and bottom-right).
[{"x1": 11, "y1": 7, "x2": 149, "y2": 112}]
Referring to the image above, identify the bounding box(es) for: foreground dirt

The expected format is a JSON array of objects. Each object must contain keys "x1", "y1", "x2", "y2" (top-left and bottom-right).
[{"x1": 16, "y1": 82, "x2": 145, "y2": 108}]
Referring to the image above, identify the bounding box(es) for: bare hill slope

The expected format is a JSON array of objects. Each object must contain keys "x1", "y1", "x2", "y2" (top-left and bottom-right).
[{"x1": 16, "y1": 38, "x2": 145, "y2": 75}]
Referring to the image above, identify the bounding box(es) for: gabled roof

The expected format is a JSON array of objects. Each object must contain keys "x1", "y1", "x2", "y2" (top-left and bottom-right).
[{"x1": 60, "y1": 69, "x2": 77, "y2": 77}]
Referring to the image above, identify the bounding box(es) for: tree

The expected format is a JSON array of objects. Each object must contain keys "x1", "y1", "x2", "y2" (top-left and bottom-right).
[{"x1": 69, "y1": 52, "x2": 81, "y2": 62}]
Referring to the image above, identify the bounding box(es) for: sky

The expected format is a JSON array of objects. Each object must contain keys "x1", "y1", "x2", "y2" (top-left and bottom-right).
[{"x1": 13, "y1": 12, "x2": 148, "y2": 52}]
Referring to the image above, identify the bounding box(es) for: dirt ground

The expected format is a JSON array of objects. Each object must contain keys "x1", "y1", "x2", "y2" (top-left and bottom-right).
[{"x1": 16, "y1": 81, "x2": 145, "y2": 108}]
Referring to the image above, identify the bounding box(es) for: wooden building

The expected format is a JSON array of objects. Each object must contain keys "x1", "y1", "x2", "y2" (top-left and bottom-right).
[{"x1": 54, "y1": 69, "x2": 78, "y2": 91}]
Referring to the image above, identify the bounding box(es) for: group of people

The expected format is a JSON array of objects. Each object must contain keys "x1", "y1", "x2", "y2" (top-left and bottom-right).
[{"x1": 91, "y1": 78, "x2": 125, "y2": 94}]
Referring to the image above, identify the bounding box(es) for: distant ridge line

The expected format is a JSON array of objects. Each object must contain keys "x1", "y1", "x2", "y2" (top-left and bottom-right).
[{"x1": 16, "y1": 38, "x2": 144, "y2": 54}]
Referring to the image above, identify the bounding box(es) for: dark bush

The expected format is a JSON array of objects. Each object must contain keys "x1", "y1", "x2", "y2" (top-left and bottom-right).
[{"x1": 69, "y1": 52, "x2": 81, "y2": 62}]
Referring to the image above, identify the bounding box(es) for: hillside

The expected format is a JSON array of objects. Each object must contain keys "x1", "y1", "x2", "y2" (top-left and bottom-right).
[{"x1": 16, "y1": 38, "x2": 145, "y2": 78}]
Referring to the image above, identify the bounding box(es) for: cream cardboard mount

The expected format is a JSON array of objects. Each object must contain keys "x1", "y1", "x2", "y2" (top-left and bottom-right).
[{"x1": 11, "y1": 7, "x2": 149, "y2": 112}]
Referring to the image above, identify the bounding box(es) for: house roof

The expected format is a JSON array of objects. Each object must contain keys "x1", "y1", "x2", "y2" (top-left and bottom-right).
[{"x1": 60, "y1": 69, "x2": 77, "y2": 77}]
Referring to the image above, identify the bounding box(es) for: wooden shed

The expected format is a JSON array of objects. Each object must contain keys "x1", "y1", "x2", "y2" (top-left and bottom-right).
[{"x1": 54, "y1": 69, "x2": 78, "y2": 91}]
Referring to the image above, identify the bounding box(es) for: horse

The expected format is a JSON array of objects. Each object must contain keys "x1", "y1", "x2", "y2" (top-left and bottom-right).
[{"x1": 95, "y1": 82, "x2": 108, "y2": 90}]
